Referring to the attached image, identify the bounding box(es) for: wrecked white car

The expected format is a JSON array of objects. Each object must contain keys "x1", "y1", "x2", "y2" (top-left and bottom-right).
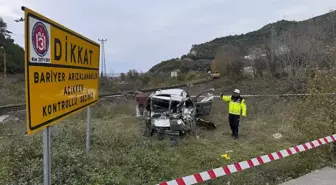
[{"x1": 135, "y1": 88, "x2": 216, "y2": 144}]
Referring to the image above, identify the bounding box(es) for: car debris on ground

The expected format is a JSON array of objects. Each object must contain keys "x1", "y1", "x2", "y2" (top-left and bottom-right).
[{"x1": 273, "y1": 133, "x2": 283, "y2": 139}]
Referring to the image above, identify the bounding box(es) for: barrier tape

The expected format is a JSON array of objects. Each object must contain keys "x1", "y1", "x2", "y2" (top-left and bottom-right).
[
  {"x1": 214, "y1": 93, "x2": 336, "y2": 98},
  {"x1": 157, "y1": 134, "x2": 336, "y2": 185},
  {"x1": 190, "y1": 93, "x2": 335, "y2": 99}
]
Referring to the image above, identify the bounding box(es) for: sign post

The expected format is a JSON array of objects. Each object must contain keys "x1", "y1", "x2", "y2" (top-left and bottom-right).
[
  {"x1": 86, "y1": 106, "x2": 91, "y2": 154},
  {"x1": 22, "y1": 6, "x2": 100, "y2": 185},
  {"x1": 43, "y1": 127, "x2": 51, "y2": 185}
]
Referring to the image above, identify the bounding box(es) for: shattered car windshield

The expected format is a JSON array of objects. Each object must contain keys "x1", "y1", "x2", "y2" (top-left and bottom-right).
[
  {"x1": 151, "y1": 97, "x2": 181, "y2": 113},
  {"x1": 151, "y1": 98, "x2": 169, "y2": 112}
]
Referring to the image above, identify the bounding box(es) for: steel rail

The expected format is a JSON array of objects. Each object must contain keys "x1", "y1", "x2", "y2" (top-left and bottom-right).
[{"x1": 0, "y1": 78, "x2": 215, "y2": 114}]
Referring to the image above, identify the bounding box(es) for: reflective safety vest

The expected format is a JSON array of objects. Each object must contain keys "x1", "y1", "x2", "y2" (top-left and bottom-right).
[{"x1": 221, "y1": 95, "x2": 246, "y2": 116}]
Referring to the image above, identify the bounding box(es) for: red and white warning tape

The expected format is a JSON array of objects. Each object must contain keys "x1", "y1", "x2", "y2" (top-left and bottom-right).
[
  {"x1": 214, "y1": 92, "x2": 336, "y2": 98},
  {"x1": 190, "y1": 93, "x2": 336, "y2": 99},
  {"x1": 156, "y1": 134, "x2": 336, "y2": 185}
]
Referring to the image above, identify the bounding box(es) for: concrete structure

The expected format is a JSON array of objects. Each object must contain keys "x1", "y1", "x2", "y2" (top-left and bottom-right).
[{"x1": 280, "y1": 167, "x2": 336, "y2": 185}]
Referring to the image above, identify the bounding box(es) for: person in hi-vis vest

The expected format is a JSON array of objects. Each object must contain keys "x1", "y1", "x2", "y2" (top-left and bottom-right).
[{"x1": 220, "y1": 89, "x2": 246, "y2": 139}]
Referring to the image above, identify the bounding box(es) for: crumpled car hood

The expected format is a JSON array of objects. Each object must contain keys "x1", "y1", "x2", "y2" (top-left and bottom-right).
[
  {"x1": 152, "y1": 118, "x2": 170, "y2": 127},
  {"x1": 151, "y1": 112, "x2": 185, "y2": 128}
]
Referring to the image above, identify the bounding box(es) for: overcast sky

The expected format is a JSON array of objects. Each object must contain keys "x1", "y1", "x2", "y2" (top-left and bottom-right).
[{"x1": 1, "y1": 0, "x2": 336, "y2": 73}]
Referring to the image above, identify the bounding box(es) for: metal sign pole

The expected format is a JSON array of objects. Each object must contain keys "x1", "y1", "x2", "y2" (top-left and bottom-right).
[
  {"x1": 43, "y1": 126, "x2": 51, "y2": 185},
  {"x1": 86, "y1": 106, "x2": 92, "y2": 154}
]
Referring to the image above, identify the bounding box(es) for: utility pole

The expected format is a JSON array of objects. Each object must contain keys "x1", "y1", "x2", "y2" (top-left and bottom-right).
[
  {"x1": 98, "y1": 39, "x2": 107, "y2": 77},
  {"x1": 0, "y1": 46, "x2": 6, "y2": 78}
]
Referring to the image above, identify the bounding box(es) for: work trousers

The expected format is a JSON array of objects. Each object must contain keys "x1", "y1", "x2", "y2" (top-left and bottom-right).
[{"x1": 228, "y1": 114, "x2": 240, "y2": 138}]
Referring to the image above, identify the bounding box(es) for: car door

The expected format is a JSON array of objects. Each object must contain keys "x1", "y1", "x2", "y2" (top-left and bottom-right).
[{"x1": 192, "y1": 88, "x2": 215, "y2": 117}]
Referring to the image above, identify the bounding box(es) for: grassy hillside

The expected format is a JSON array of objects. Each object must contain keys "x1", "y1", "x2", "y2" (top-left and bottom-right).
[
  {"x1": 1, "y1": 75, "x2": 335, "y2": 185},
  {"x1": 1, "y1": 58, "x2": 335, "y2": 185},
  {"x1": 149, "y1": 10, "x2": 336, "y2": 74}
]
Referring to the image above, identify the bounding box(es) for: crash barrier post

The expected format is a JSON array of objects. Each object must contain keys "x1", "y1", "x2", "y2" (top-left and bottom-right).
[{"x1": 156, "y1": 134, "x2": 336, "y2": 185}]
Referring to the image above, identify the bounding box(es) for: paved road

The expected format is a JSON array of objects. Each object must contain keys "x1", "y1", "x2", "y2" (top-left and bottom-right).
[{"x1": 280, "y1": 167, "x2": 336, "y2": 185}]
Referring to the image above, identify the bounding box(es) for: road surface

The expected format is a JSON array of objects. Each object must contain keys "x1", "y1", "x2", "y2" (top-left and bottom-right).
[{"x1": 280, "y1": 167, "x2": 336, "y2": 185}]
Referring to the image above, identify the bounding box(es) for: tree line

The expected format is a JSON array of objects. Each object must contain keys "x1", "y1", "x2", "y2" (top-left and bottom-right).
[{"x1": 0, "y1": 17, "x2": 24, "y2": 74}]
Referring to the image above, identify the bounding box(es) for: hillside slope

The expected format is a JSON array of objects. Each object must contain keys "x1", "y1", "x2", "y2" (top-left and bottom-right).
[{"x1": 149, "y1": 10, "x2": 336, "y2": 74}]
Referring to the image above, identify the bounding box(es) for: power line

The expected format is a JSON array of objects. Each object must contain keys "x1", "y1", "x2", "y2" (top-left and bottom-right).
[{"x1": 98, "y1": 39, "x2": 107, "y2": 77}]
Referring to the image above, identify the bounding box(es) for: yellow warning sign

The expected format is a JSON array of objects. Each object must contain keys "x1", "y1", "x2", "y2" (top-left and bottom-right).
[{"x1": 23, "y1": 7, "x2": 100, "y2": 135}]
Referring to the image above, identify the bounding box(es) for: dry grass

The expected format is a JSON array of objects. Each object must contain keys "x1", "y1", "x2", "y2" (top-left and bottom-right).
[
  {"x1": 0, "y1": 73, "x2": 335, "y2": 185},
  {"x1": 0, "y1": 76, "x2": 25, "y2": 105},
  {"x1": 0, "y1": 92, "x2": 335, "y2": 185}
]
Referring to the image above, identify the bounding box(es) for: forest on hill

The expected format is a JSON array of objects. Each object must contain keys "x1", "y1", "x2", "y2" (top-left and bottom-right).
[{"x1": 149, "y1": 10, "x2": 336, "y2": 77}]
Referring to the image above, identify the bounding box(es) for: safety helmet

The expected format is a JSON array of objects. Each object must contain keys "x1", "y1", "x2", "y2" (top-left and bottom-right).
[{"x1": 233, "y1": 89, "x2": 240, "y2": 94}]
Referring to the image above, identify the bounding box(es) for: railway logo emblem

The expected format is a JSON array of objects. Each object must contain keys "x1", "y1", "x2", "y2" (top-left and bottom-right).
[{"x1": 32, "y1": 22, "x2": 49, "y2": 57}]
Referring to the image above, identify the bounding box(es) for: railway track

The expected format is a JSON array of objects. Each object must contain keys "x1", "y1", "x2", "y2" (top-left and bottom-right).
[
  {"x1": 0, "y1": 78, "x2": 215, "y2": 115},
  {"x1": 0, "y1": 103, "x2": 26, "y2": 115}
]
